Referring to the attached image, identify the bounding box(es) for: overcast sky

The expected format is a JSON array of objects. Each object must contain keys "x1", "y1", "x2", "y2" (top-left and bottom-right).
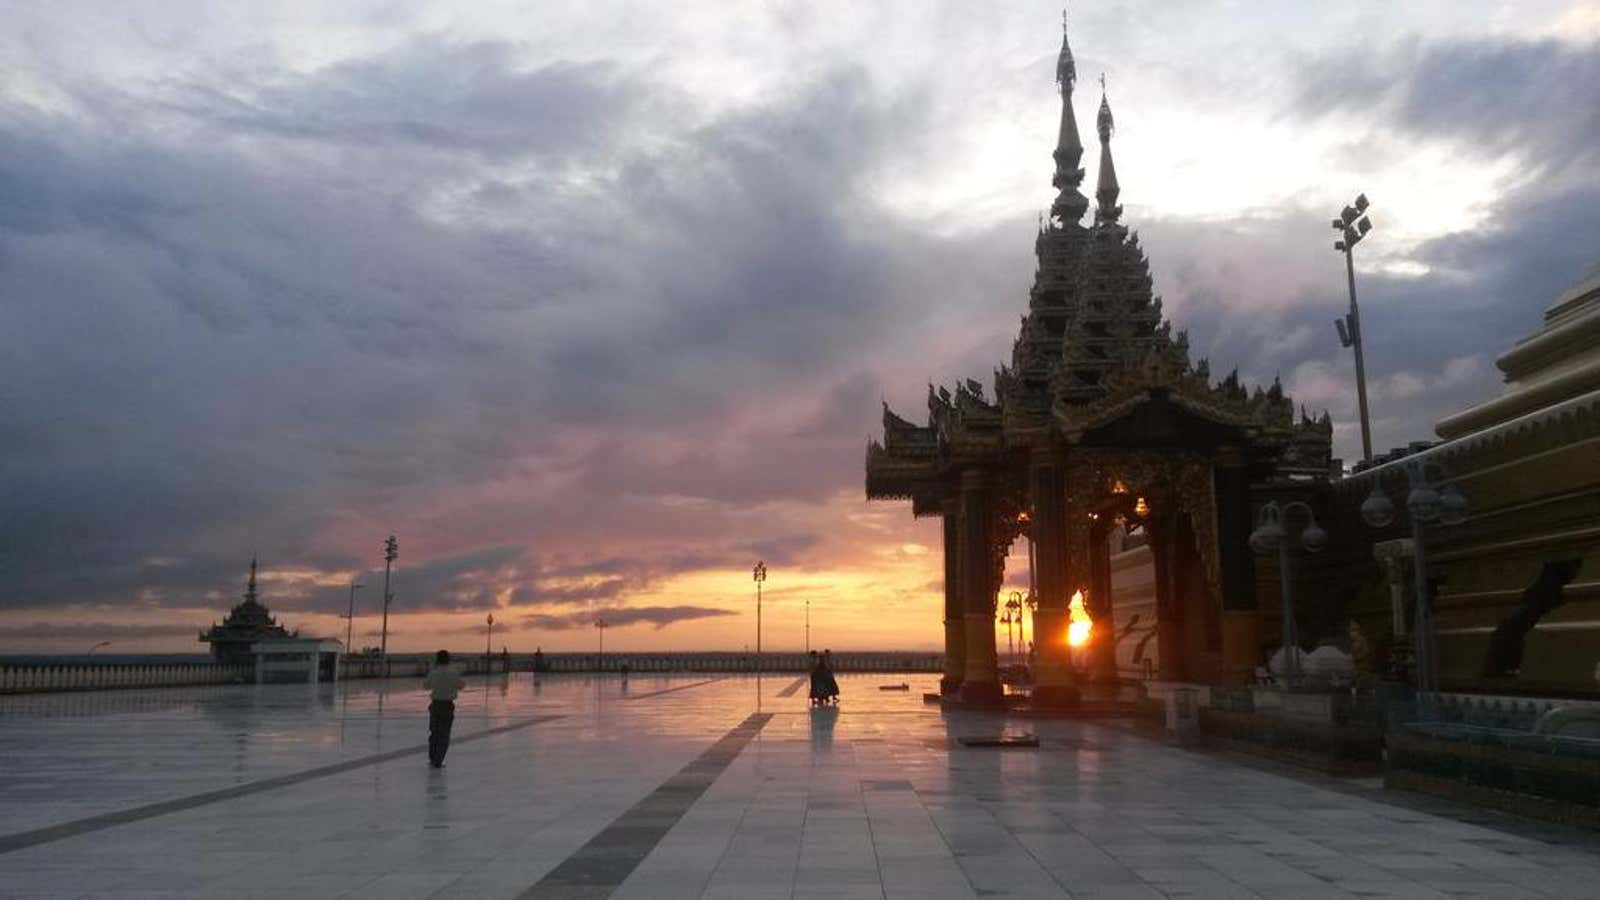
[{"x1": 3, "y1": 1, "x2": 1598, "y2": 654}]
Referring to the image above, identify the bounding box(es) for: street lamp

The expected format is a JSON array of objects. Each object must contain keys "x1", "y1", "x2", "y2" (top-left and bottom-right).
[
  {"x1": 1005, "y1": 591, "x2": 1025, "y2": 664},
  {"x1": 1022, "y1": 590, "x2": 1037, "y2": 668},
  {"x1": 379, "y1": 535, "x2": 398, "y2": 673},
  {"x1": 343, "y1": 579, "x2": 364, "y2": 655},
  {"x1": 485, "y1": 613, "x2": 494, "y2": 677},
  {"x1": 1333, "y1": 192, "x2": 1375, "y2": 463},
  {"x1": 1359, "y1": 458, "x2": 1468, "y2": 700},
  {"x1": 752, "y1": 561, "x2": 767, "y2": 672},
  {"x1": 1249, "y1": 500, "x2": 1330, "y2": 681},
  {"x1": 595, "y1": 616, "x2": 608, "y2": 672}
]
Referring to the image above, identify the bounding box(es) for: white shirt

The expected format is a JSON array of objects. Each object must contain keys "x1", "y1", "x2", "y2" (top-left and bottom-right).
[{"x1": 424, "y1": 665, "x2": 466, "y2": 701}]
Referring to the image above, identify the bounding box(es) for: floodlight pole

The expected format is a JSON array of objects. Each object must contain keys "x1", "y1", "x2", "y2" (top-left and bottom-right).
[
  {"x1": 1343, "y1": 245, "x2": 1373, "y2": 463},
  {"x1": 380, "y1": 535, "x2": 398, "y2": 676},
  {"x1": 1333, "y1": 194, "x2": 1375, "y2": 463}
]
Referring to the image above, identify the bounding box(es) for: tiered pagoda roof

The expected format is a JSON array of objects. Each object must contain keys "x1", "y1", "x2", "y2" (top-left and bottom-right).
[
  {"x1": 199, "y1": 557, "x2": 293, "y2": 664},
  {"x1": 867, "y1": 20, "x2": 1332, "y2": 503}
]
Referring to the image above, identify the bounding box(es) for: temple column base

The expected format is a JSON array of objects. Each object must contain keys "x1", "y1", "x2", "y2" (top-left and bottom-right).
[
  {"x1": 958, "y1": 680, "x2": 1004, "y2": 706},
  {"x1": 1220, "y1": 610, "x2": 1260, "y2": 686},
  {"x1": 1157, "y1": 618, "x2": 1184, "y2": 682}
]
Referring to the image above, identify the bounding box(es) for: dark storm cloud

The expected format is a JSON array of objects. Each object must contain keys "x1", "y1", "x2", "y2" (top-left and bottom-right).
[
  {"x1": 514, "y1": 605, "x2": 737, "y2": 632},
  {"x1": 0, "y1": 622, "x2": 200, "y2": 640},
  {"x1": 1294, "y1": 36, "x2": 1600, "y2": 169},
  {"x1": 1134, "y1": 33, "x2": 1600, "y2": 458},
  {"x1": 160, "y1": 45, "x2": 640, "y2": 159},
  {"x1": 0, "y1": 39, "x2": 946, "y2": 613}
]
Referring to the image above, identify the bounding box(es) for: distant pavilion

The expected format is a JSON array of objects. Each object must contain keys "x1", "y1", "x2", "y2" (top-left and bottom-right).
[{"x1": 199, "y1": 557, "x2": 293, "y2": 665}]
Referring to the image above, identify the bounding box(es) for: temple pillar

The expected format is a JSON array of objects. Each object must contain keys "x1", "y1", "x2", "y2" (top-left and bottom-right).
[
  {"x1": 1151, "y1": 517, "x2": 1185, "y2": 681},
  {"x1": 1214, "y1": 451, "x2": 1259, "y2": 685},
  {"x1": 959, "y1": 469, "x2": 1003, "y2": 705},
  {"x1": 1030, "y1": 454, "x2": 1079, "y2": 706},
  {"x1": 940, "y1": 498, "x2": 965, "y2": 696},
  {"x1": 1087, "y1": 518, "x2": 1117, "y2": 682},
  {"x1": 1374, "y1": 539, "x2": 1415, "y2": 679}
]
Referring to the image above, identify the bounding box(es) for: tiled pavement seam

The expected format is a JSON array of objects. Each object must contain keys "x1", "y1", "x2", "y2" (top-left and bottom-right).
[
  {"x1": 0, "y1": 713, "x2": 566, "y2": 855},
  {"x1": 776, "y1": 675, "x2": 809, "y2": 698},
  {"x1": 1108, "y1": 720, "x2": 1600, "y2": 855},
  {"x1": 620, "y1": 678, "x2": 726, "y2": 701},
  {"x1": 518, "y1": 711, "x2": 774, "y2": 899}
]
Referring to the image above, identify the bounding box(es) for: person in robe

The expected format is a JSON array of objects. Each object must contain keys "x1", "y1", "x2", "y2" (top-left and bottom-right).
[
  {"x1": 808, "y1": 650, "x2": 827, "y2": 706},
  {"x1": 818, "y1": 650, "x2": 841, "y2": 705}
]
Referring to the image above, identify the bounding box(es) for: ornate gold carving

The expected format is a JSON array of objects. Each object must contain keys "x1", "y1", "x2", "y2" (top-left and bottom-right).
[{"x1": 1062, "y1": 450, "x2": 1221, "y2": 603}]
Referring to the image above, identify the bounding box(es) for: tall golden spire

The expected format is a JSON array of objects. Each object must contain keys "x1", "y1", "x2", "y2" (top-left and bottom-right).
[
  {"x1": 1051, "y1": 10, "x2": 1089, "y2": 225},
  {"x1": 244, "y1": 555, "x2": 260, "y2": 604},
  {"x1": 1094, "y1": 74, "x2": 1121, "y2": 224}
]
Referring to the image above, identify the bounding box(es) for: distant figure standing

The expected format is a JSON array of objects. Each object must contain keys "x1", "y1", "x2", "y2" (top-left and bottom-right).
[
  {"x1": 817, "y1": 650, "x2": 840, "y2": 705},
  {"x1": 423, "y1": 650, "x2": 466, "y2": 768},
  {"x1": 808, "y1": 651, "x2": 826, "y2": 706}
]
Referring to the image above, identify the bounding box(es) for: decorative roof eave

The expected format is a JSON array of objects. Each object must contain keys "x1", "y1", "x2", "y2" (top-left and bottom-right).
[
  {"x1": 1057, "y1": 390, "x2": 1149, "y2": 442},
  {"x1": 910, "y1": 492, "x2": 946, "y2": 518},
  {"x1": 880, "y1": 402, "x2": 937, "y2": 452},
  {"x1": 1332, "y1": 386, "x2": 1600, "y2": 494},
  {"x1": 1054, "y1": 350, "x2": 1289, "y2": 446},
  {"x1": 866, "y1": 438, "x2": 941, "y2": 501}
]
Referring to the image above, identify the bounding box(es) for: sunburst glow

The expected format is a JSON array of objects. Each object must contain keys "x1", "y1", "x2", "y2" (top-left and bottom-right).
[{"x1": 1066, "y1": 589, "x2": 1093, "y2": 647}]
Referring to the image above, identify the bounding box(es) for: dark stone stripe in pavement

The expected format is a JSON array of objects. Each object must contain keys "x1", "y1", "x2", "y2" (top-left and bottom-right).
[
  {"x1": 0, "y1": 713, "x2": 566, "y2": 855},
  {"x1": 620, "y1": 678, "x2": 725, "y2": 701},
  {"x1": 776, "y1": 675, "x2": 808, "y2": 697},
  {"x1": 519, "y1": 711, "x2": 773, "y2": 899}
]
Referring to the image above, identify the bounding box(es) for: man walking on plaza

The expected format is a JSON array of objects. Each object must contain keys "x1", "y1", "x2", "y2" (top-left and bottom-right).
[{"x1": 423, "y1": 650, "x2": 465, "y2": 768}]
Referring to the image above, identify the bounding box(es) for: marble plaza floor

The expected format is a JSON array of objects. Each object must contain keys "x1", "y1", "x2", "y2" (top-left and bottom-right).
[{"x1": 3, "y1": 674, "x2": 1599, "y2": 899}]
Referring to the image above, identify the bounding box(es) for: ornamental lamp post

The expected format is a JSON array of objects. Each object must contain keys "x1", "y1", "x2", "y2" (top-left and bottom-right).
[
  {"x1": 1358, "y1": 459, "x2": 1468, "y2": 704},
  {"x1": 752, "y1": 561, "x2": 767, "y2": 672},
  {"x1": 1332, "y1": 192, "x2": 1375, "y2": 463},
  {"x1": 1248, "y1": 500, "x2": 1330, "y2": 682},
  {"x1": 1022, "y1": 589, "x2": 1037, "y2": 668},
  {"x1": 1006, "y1": 591, "x2": 1025, "y2": 664},
  {"x1": 485, "y1": 613, "x2": 494, "y2": 677},
  {"x1": 595, "y1": 616, "x2": 608, "y2": 672}
]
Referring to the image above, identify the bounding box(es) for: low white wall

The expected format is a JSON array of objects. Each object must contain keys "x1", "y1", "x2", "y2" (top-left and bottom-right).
[{"x1": 0, "y1": 663, "x2": 253, "y2": 694}]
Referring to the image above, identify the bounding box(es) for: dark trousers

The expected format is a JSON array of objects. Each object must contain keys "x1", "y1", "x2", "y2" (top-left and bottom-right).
[{"x1": 428, "y1": 700, "x2": 456, "y2": 766}]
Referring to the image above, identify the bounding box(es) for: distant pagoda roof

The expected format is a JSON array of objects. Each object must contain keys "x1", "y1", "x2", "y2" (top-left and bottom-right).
[{"x1": 200, "y1": 557, "x2": 292, "y2": 661}]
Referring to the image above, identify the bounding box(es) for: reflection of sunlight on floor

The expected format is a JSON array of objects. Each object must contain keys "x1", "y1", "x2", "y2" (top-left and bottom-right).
[{"x1": 4, "y1": 672, "x2": 1590, "y2": 900}]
